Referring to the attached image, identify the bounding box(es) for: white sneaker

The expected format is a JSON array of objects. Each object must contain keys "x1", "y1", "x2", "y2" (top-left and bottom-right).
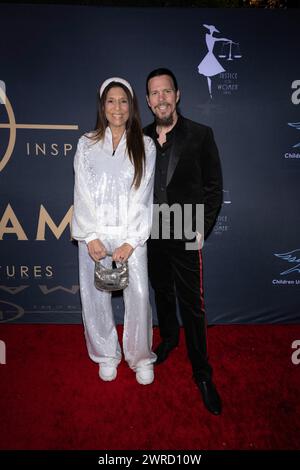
[
  {"x1": 99, "y1": 364, "x2": 117, "y2": 381},
  {"x1": 136, "y1": 367, "x2": 154, "y2": 385}
]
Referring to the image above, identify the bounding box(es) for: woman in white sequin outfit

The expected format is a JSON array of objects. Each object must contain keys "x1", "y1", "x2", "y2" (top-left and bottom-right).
[{"x1": 72, "y1": 77, "x2": 156, "y2": 385}]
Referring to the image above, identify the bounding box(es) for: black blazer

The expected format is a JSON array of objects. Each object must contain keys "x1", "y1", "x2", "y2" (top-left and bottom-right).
[{"x1": 143, "y1": 115, "x2": 223, "y2": 238}]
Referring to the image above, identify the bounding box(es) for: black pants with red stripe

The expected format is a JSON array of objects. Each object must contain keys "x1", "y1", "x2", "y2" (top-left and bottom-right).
[{"x1": 148, "y1": 238, "x2": 212, "y2": 381}]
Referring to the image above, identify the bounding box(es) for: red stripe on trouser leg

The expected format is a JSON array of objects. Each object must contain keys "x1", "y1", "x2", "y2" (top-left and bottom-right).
[{"x1": 198, "y1": 247, "x2": 208, "y2": 353}]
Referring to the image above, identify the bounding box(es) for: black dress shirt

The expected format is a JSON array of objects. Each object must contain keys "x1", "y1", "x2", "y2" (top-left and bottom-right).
[{"x1": 153, "y1": 122, "x2": 178, "y2": 204}]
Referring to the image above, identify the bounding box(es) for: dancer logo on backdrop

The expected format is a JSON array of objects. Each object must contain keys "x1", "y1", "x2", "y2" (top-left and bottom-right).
[
  {"x1": 272, "y1": 249, "x2": 300, "y2": 286},
  {"x1": 197, "y1": 24, "x2": 242, "y2": 99},
  {"x1": 0, "y1": 81, "x2": 78, "y2": 172}
]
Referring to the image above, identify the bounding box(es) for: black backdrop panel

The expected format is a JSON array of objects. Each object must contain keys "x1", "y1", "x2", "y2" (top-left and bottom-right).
[{"x1": 0, "y1": 5, "x2": 299, "y2": 324}]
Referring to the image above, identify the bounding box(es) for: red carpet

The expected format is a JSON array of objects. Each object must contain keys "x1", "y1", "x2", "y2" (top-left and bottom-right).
[{"x1": 0, "y1": 324, "x2": 299, "y2": 450}]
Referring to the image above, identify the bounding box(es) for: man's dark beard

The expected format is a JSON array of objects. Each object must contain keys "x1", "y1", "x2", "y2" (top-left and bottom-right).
[{"x1": 155, "y1": 114, "x2": 174, "y2": 127}]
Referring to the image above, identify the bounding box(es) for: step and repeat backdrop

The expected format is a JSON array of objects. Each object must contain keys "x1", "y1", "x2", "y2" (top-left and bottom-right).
[{"x1": 0, "y1": 5, "x2": 299, "y2": 324}]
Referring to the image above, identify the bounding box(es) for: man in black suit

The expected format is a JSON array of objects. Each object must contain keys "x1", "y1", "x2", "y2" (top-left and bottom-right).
[{"x1": 144, "y1": 68, "x2": 223, "y2": 415}]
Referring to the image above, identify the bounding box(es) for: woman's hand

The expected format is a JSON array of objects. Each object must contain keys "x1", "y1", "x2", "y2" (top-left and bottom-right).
[
  {"x1": 112, "y1": 243, "x2": 134, "y2": 263},
  {"x1": 87, "y1": 239, "x2": 107, "y2": 262}
]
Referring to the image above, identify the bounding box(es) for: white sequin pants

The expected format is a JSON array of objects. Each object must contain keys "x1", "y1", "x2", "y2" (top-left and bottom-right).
[{"x1": 78, "y1": 241, "x2": 156, "y2": 371}]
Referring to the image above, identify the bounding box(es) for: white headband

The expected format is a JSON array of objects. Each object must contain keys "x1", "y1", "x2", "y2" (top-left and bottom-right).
[{"x1": 99, "y1": 77, "x2": 133, "y2": 98}]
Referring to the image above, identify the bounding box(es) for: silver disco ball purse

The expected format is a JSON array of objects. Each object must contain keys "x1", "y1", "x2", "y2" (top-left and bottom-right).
[{"x1": 94, "y1": 253, "x2": 129, "y2": 292}]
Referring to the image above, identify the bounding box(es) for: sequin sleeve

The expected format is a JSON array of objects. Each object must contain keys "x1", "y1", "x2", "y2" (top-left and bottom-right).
[{"x1": 71, "y1": 136, "x2": 98, "y2": 244}]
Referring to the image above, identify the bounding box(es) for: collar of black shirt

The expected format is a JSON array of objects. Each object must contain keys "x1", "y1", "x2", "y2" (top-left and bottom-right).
[{"x1": 154, "y1": 114, "x2": 181, "y2": 141}]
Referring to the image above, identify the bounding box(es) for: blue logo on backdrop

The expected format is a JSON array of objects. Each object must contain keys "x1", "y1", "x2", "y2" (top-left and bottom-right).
[
  {"x1": 273, "y1": 250, "x2": 300, "y2": 286},
  {"x1": 287, "y1": 122, "x2": 300, "y2": 149},
  {"x1": 283, "y1": 81, "x2": 300, "y2": 160},
  {"x1": 197, "y1": 24, "x2": 242, "y2": 99},
  {"x1": 214, "y1": 189, "x2": 231, "y2": 236},
  {"x1": 274, "y1": 250, "x2": 300, "y2": 275}
]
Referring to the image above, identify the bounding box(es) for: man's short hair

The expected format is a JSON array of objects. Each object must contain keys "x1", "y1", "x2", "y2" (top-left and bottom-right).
[{"x1": 146, "y1": 68, "x2": 178, "y2": 95}]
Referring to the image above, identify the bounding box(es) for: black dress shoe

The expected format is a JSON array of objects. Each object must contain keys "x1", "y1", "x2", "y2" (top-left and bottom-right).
[
  {"x1": 193, "y1": 377, "x2": 222, "y2": 415},
  {"x1": 154, "y1": 341, "x2": 178, "y2": 365}
]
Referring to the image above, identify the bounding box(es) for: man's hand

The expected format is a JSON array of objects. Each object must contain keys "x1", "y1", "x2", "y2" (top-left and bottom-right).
[
  {"x1": 87, "y1": 239, "x2": 107, "y2": 262},
  {"x1": 112, "y1": 243, "x2": 134, "y2": 263}
]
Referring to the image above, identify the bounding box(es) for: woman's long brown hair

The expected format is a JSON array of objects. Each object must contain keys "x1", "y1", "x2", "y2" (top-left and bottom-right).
[{"x1": 88, "y1": 82, "x2": 145, "y2": 189}]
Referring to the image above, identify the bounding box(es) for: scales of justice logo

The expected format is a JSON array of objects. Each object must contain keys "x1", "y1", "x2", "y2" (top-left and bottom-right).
[
  {"x1": 197, "y1": 24, "x2": 242, "y2": 99},
  {"x1": 0, "y1": 81, "x2": 79, "y2": 172}
]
